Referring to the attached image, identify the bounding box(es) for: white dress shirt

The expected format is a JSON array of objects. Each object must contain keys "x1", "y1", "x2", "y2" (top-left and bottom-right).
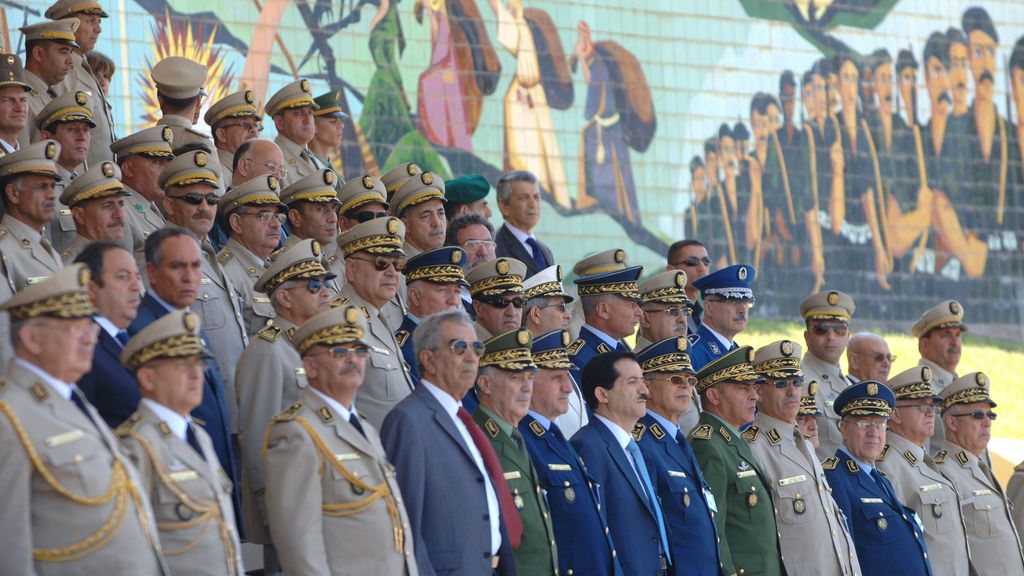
[
  {"x1": 142, "y1": 398, "x2": 191, "y2": 441},
  {"x1": 309, "y1": 387, "x2": 358, "y2": 423},
  {"x1": 505, "y1": 222, "x2": 540, "y2": 257}
]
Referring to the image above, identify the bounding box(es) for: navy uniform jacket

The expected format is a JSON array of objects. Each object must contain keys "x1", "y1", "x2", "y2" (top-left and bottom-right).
[
  {"x1": 689, "y1": 323, "x2": 738, "y2": 373},
  {"x1": 519, "y1": 413, "x2": 623, "y2": 576},
  {"x1": 568, "y1": 325, "x2": 628, "y2": 383},
  {"x1": 571, "y1": 419, "x2": 664, "y2": 576},
  {"x1": 633, "y1": 413, "x2": 721, "y2": 576},
  {"x1": 823, "y1": 450, "x2": 932, "y2": 576},
  {"x1": 395, "y1": 315, "x2": 421, "y2": 388},
  {"x1": 77, "y1": 321, "x2": 140, "y2": 427},
  {"x1": 381, "y1": 384, "x2": 516, "y2": 575}
]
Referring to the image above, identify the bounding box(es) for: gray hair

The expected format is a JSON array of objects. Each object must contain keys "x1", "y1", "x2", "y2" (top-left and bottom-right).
[
  {"x1": 412, "y1": 309, "x2": 475, "y2": 361},
  {"x1": 495, "y1": 170, "x2": 538, "y2": 204},
  {"x1": 144, "y1": 227, "x2": 200, "y2": 267},
  {"x1": 580, "y1": 293, "x2": 614, "y2": 320},
  {"x1": 521, "y1": 299, "x2": 542, "y2": 326}
]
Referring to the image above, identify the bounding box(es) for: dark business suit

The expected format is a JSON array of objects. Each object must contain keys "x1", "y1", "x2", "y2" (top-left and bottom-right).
[
  {"x1": 395, "y1": 315, "x2": 421, "y2": 388},
  {"x1": 381, "y1": 384, "x2": 516, "y2": 575},
  {"x1": 494, "y1": 224, "x2": 554, "y2": 279},
  {"x1": 77, "y1": 322, "x2": 140, "y2": 428},
  {"x1": 571, "y1": 420, "x2": 664, "y2": 576}
]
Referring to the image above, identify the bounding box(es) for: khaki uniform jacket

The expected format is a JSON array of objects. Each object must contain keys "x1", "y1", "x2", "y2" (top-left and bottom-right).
[
  {"x1": 235, "y1": 316, "x2": 306, "y2": 544},
  {"x1": 263, "y1": 388, "x2": 417, "y2": 576},
  {"x1": 803, "y1": 352, "x2": 849, "y2": 460},
  {"x1": 217, "y1": 238, "x2": 274, "y2": 336},
  {"x1": 933, "y1": 440, "x2": 1024, "y2": 574},
  {"x1": 876, "y1": 433, "x2": 976, "y2": 576},
  {"x1": 50, "y1": 164, "x2": 81, "y2": 255},
  {"x1": 124, "y1": 187, "x2": 166, "y2": 254},
  {"x1": 475, "y1": 321, "x2": 494, "y2": 343},
  {"x1": 918, "y1": 358, "x2": 956, "y2": 454},
  {"x1": 335, "y1": 284, "x2": 414, "y2": 428},
  {"x1": 20, "y1": 70, "x2": 52, "y2": 147},
  {"x1": 57, "y1": 53, "x2": 115, "y2": 166},
  {"x1": 282, "y1": 232, "x2": 348, "y2": 292},
  {"x1": 275, "y1": 135, "x2": 322, "y2": 188},
  {"x1": 60, "y1": 234, "x2": 91, "y2": 263},
  {"x1": 1005, "y1": 463, "x2": 1024, "y2": 537},
  {"x1": 118, "y1": 401, "x2": 244, "y2": 576},
  {"x1": 217, "y1": 149, "x2": 234, "y2": 189},
  {"x1": 0, "y1": 360, "x2": 167, "y2": 575},
  {"x1": 745, "y1": 413, "x2": 860, "y2": 576}
]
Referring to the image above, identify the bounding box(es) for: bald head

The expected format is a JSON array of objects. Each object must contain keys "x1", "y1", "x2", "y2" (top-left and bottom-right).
[
  {"x1": 233, "y1": 139, "x2": 285, "y2": 186},
  {"x1": 846, "y1": 332, "x2": 893, "y2": 382}
]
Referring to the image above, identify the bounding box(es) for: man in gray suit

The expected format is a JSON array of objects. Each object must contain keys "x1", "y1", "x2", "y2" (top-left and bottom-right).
[
  {"x1": 493, "y1": 170, "x2": 554, "y2": 279},
  {"x1": 382, "y1": 310, "x2": 518, "y2": 575}
]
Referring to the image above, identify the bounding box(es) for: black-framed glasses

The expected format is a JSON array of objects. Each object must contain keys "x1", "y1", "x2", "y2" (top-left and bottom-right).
[
  {"x1": 768, "y1": 376, "x2": 804, "y2": 389},
  {"x1": 170, "y1": 192, "x2": 220, "y2": 206},
  {"x1": 480, "y1": 296, "x2": 527, "y2": 309},
  {"x1": 951, "y1": 410, "x2": 997, "y2": 421},
  {"x1": 535, "y1": 302, "x2": 568, "y2": 313},
  {"x1": 672, "y1": 256, "x2": 711, "y2": 267},
  {"x1": 647, "y1": 306, "x2": 691, "y2": 317},
  {"x1": 238, "y1": 210, "x2": 286, "y2": 224},
  {"x1": 351, "y1": 210, "x2": 388, "y2": 223},
  {"x1": 350, "y1": 255, "x2": 406, "y2": 272},
  {"x1": 812, "y1": 323, "x2": 849, "y2": 336},
  {"x1": 448, "y1": 339, "x2": 485, "y2": 356}
]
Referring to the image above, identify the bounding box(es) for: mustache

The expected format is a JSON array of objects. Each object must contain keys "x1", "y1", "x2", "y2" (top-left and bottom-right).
[
  {"x1": 980, "y1": 70, "x2": 995, "y2": 84},
  {"x1": 955, "y1": 82, "x2": 967, "y2": 90},
  {"x1": 939, "y1": 93, "x2": 953, "y2": 105}
]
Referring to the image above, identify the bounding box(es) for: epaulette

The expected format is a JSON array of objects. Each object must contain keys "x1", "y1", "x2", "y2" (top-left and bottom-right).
[
  {"x1": 317, "y1": 406, "x2": 333, "y2": 423},
  {"x1": 274, "y1": 403, "x2": 303, "y2": 422},
  {"x1": 484, "y1": 418, "x2": 499, "y2": 438},
  {"x1": 258, "y1": 323, "x2": 282, "y2": 342},
  {"x1": 360, "y1": 306, "x2": 370, "y2": 319},
  {"x1": 29, "y1": 382, "x2": 48, "y2": 402},
  {"x1": 877, "y1": 444, "x2": 891, "y2": 462},
  {"x1": 649, "y1": 423, "x2": 666, "y2": 441},
  {"x1": 0, "y1": 228, "x2": 7, "y2": 240},
  {"x1": 596, "y1": 342, "x2": 612, "y2": 354},
  {"x1": 30, "y1": 88, "x2": 38, "y2": 96},
  {"x1": 741, "y1": 426, "x2": 760, "y2": 443},
  {"x1": 718, "y1": 426, "x2": 732, "y2": 442},
  {"x1": 690, "y1": 424, "x2": 712, "y2": 440},
  {"x1": 956, "y1": 450, "x2": 969, "y2": 467},
  {"x1": 687, "y1": 333, "x2": 701, "y2": 346},
  {"x1": 156, "y1": 421, "x2": 172, "y2": 437},
  {"x1": 903, "y1": 450, "x2": 918, "y2": 465},
  {"x1": 286, "y1": 327, "x2": 297, "y2": 341},
  {"x1": 115, "y1": 414, "x2": 143, "y2": 438},
  {"x1": 60, "y1": 247, "x2": 74, "y2": 259},
  {"x1": 631, "y1": 423, "x2": 646, "y2": 441},
  {"x1": 822, "y1": 456, "x2": 839, "y2": 470},
  {"x1": 217, "y1": 249, "x2": 233, "y2": 264},
  {"x1": 529, "y1": 420, "x2": 545, "y2": 437},
  {"x1": 766, "y1": 428, "x2": 782, "y2": 445},
  {"x1": 933, "y1": 450, "x2": 948, "y2": 464},
  {"x1": 877, "y1": 469, "x2": 887, "y2": 477},
  {"x1": 845, "y1": 459, "x2": 860, "y2": 473},
  {"x1": 567, "y1": 339, "x2": 585, "y2": 356},
  {"x1": 395, "y1": 330, "x2": 409, "y2": 347}
]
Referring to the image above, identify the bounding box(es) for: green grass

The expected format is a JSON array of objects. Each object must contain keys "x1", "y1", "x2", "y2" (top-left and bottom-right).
[{"x1": 742, "y1": 318, "x2": 1024, "y2": 441}]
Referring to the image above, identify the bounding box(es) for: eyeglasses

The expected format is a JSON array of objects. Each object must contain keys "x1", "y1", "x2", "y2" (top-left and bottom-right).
[
  {"x1": 284, "y1": 278, "x2": 329, "y2": 294},
  {"x1": 535, "y1": 302, "x2": 569, "y2": 313},
  {"x1": 350, "y1": 255, "x2": 406, "y2": 272},
  {"x1": 852, "y1": 351, "x2": 896, "y2": 364},
  {"x1": 313, "y1": 345, "x2": 370, "y2": 359},
  {"x1": 223, "y1": 121, "x2": 263, "y2": 133},
  {"x1": 811, "y1": 323, "x2": 849, "y2": 336},
  {"x1": 896, "y1": 403, "x2": 939, "y2": 414},
  {"x1": 36, "y1": 320, "x2": 101, "y2": 337},
  {"x1": 646, "y1": 306, "x2": 691, "y2": 317},
  {"x1": 351, "y1": 210, "x2": 387, "y2": 223},
  {"x1": 170, "y1": 192, "x2": 220, "y2": 206},
  {"x1": 448, "y1": 339, "x2": 485, "y2": 356},
  {"x1": 768, "y1": 376, "x2": 804, "y2": 389},
  {"x1": 480, "y1": 296, "x2": 527, "y2": 309},
  {"x1": 646, "y1": 374, "x2": 698, "y2": 388},
  {"x1": 238, "y1": 210, "x2": 286, "y2": 224},
  {"x1": 706, "y1": 297, "x2": 755, "y2": 309},
  {"x1": 951, "y1": 410, "x2": 997, "y2": 421},
  {"x1": 463, "y1": 239, "x2": 496, "y2": 251},
  {"x1": 671, "y1": 256, "x2": 711, "y2": 267},
  {"x1": 853, "y1": 420, "x2": 888, "y2": 431},
  {"x1": 263, "y1": 161, "x2": 289, "y2": 179}
]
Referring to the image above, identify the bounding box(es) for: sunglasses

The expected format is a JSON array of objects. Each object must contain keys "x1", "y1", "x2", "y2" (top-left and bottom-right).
[
  {"x1": 480, "y1": 296, "x2": 527, "y2": 309},
  {"x1": 170, "y1": 192, "x2": 220, "y2": 206},
  {"x1": 767, "y1": 376, "x2": 804, "y2": 389},
  {"x1": 812, "y1": 323, "x2": 848, "y2": 336},
  {"x1": 647, "y1": 374, "x2": 698, "y2": 388},
  {"x1": 351, "y1": 255, "x2": 406, "y2": 272},
  {"x1": 325, "y1": 345, "x2": 370, "y2": 359},
  {"x1": 448, "y1": 339, "x2": 485, "y2": 356},
  {"x1": 673, "y1": 256, "x2": 711, "y2": 267},
  {"x1": 855, "y1": 351, "x2": 896, "y2": 364},
  {"x1": 352, "y1": 210, "x2": 388, "y2": 223},
  {"x1": 535, "y1": 302, "x2": 569, "y2": 313},
  {"x1": 284, "y1": 278, "x2": 329, "y2": 294},
  {"x1": 951, "y1": 410, "x2": 997, "y2": 421}
]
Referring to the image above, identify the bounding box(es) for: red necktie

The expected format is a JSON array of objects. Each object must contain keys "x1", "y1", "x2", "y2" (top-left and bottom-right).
[{"x1": 456, "y1": 407, "x2": 523, "y2": 549}]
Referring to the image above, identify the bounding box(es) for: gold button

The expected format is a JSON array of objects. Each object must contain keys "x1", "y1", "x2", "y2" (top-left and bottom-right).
[{"x1": 73, "y1": 454, "x2": 83, "y2": 463}]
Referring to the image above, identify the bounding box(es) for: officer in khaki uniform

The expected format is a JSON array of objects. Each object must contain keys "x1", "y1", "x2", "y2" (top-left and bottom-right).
[
  {"x1": 18, "y1": 19, "x2": 80, "y2": 147},
  {"x1": 47, "y1": 0, "x2": 116, "y2": 166},
  {"x1": 381, "y1": 162, "x2": 422, "y2": 204},
  {"x1": 800, "y1": 290, "x2": 856, "y2": 460},
  {"x1": 335, "y1": 216, "x2": 415, "y2": 427},
  {"x1": 36, "y1": 90, "x2": 95, "y2": 253},
  {"x1": 797, "y1": 381, "x2": 823, "y2": 449},
  {"x1": 390, "y1": 171, "x2": 447, "y2": 258},
  {"x1": 876, "y1": 366, "x2": 976, "y2": 576},
  {"x1": 0, "y1": 265, "x2": 167, "y2": 574},
  {"x1": 58, "y1": 160, "x2": 131, "y2": 263},
  {"x1": 264, "y1": 305, "x2": 417, "y2": 575},
  {"x1": 117, "y1": 310, "x2": 244, "y2": 576},
  {"x1": 473, "y1": 328, "x2": 558, "y2": 575},
  {"x1": 335, "y1": 174, "x2": 391, "y2": 285},
  {"x1": 746, "y1": 340, "x2": 861, "y2": 576},
  {"x1": 205, "y1": 89, "x2": 261, "y2": 189},
  {"x1": 151, "y1": 57, "x2": 215, "y2": 158},
  {"x1": 933, "y1": 372, "x2": 1024, "y2": 574},
  {"x1": 159, "y1": 150, "x2": 248, "y2": 428},
  {"x1": 911, "y1": 300, "x2": 967, "y2": 454},
  {"x1": 216, "y1": 174, "x2": 287, "y2": 335},
  {"x1": 280, "y1": 168, "x2": 346, "y2": 286},
  {"x1": 1007, "y1": 460, "x2": 1024, "y2": 537},
  {"x1": 266, "y1": 79, "x2": 323, "y2": 188},
  {"x1": 111, "y1": 127, "x2": 174, "y2": 251},
  {"x1": 236, "y1": 239, "x2": 334, "y2": 565},
  {"x1": 465, "y1": 257, "x2": 528, "y2": 343}
]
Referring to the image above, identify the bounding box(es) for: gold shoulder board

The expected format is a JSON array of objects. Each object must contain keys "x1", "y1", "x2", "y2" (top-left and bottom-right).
[
  {"x1": 933, "y1": 450, "x2": 947, "y2": 464},
  {"x1": 822, "y1": 456, "x2": 839, "y2": 470},
  {"x1": 877, "y1": 444, "x2": 890, "y2": 462},
  {"x1": 690, "y1": 424, "x2": 712, "y2": 440},
  {"x1": 258, "y1": 324, "x2": 282, "y2": 342},
  {"x1": 741, "y1": 426, "x2": 760, "y2": 443},
  {"x1": 649, "y1": 423, "x2": 666, "y2": 441},
  {"x1": 567, "y1": 339, "x2": 585, "y2": 355},
  {"x1": 631, "y1": 423, "x2": 646, "y2": 441},
  {"x1": 395, "y1": 329, "x2": 409, "y2": 347},
  {"x1": 274, "y1": 403, "x2": 303, "y2": 422}
]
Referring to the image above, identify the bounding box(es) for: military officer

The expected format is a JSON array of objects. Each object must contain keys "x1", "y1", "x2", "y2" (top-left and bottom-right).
[
  {"x1": 1009, "y1": 464, "x2": 1024, "y2": 538},
  {"x1": 59, "y1": 160, "x2": 131, "y2": 263},
  {"x1": 566, "y1": 248, "x2": 630, "y2": 342},
  {"x1": 568, "y1": 262, "x2": 644, "y2": 383},
  {"x1": 151, "y1": 57, "x2": 215, "y2": 162},
  {"x1": 46, "y1": 0, "x2": 116, "y2": 165},
  {"x1": 444, "y1": 173, "x2": 492, "y2": 221},
  {"x1": 520, "y1": 329, "x2": 621, "y2": 576},
  {"x1": 36, "y1": 90, "x2": 95, "y2": 252},
  {"x1": 236, "y1": 239, "x2": 333, "y2": 567},
  {"x1": 933, "y1": 372, "x2": 1024, "y2": 574},
  {"x1": 822, "y1": 381, "x2": 932, "y2": 575},
  {"x1": 633, "y1": 337, "x2": 721, "y2": 576},
  {"x1": 335, "y1": 216, "x2": 415, "y2": 427},
  {"x1": 473, "y1": 329, "x2": 558, "y2": 574},
  {"x1": 797, "y1": 381, "x2": 823, "y2": 449},
  {"x1": 19, "y1": 19, "x2": 80, "y2": 147},
  {"x1": 689, "y1": 345, "x2": 785, "y2": 576},
  {"x1": 396, "y1": 246, "x2": 468, "y2": 386},
  {"x1": 466, "y1": 257, "x2": 528, "y2": 343},
  {"x1": 111, "y1": 126, "x2": 174, "y2": 252},
  {"x1": 337, "y1": 173, "x2": 390, "y2": 235},
  {"x1": 800, "y1": 289, "x2": 857, "y2": 459},
  {"x1": 912, "y1": 300, "x2": 967, "y2": 453},
  {"x1": 390, "y1": 171, "x2": 447, "y2": 258},
  {"x1": 205, "y1": 89, "x2": 262, "y2": 189},
  {"x1": 266, "y1": 79, "x2": 323, "y2": 187},
  {"x1": 159, "y1": 149, "x2": 248, "y2": 428},
  {"x1": 309, "y1": 90, "x2": 346, "y2": 177},
  {"x1": 0, "y1": 265, "x2": 167, "y2": 574},
  {"x1": 381, "y1": 162, "x2": 422, "y2": 204},
  {"x1": 686, "y1": 263, "x2": 754, "y2": 373},
  {"x1": 216, "y1": 174, "x2": 287, "y2": 335},
  {"x1": 117, "y1": 310, "x2": 244, "y2": 576},
  {"x1": 877, "y1": 366, "x2": 976, "y2": 576},
  {"x1": 264, "y1": 305, "x2": 417, "y2": 575},
  {"x1": 0, "y1": 53, "x2": 30, "y2": 155},
  {"x1": 746, "y1": 340, "x2": 861, "y2": 575},
  {"x1": 280, "y1": 168, "x2": 345, "y2": 280}
]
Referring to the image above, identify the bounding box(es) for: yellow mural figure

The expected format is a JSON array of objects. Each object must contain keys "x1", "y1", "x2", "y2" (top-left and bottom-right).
[{"x1": 487, "y1": 0, "x2": 573, "y2": 209}]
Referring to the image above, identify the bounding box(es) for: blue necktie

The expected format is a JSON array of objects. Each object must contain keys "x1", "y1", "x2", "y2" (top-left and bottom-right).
[
  {"x1": 870, "y1": 468, "x2": 897, "y2": 504},
  {"x1": 115, "y1": 330, "x2": 129, "y2": 346},
  {"x1": 549, "y1": 422, "x2": 567, "y2": 443},
  {"x1": 349, "y1": 412, "x2": 367, "y2": 438},
  {"x1": 626, "y1": 439, "x2": 671, "y2": 564},
  {"x1": 525, "y1": 237, "x2": 549, "y2": 269},
  {"x1": 186, "y1": 424, "x2": 206, "y2": 461}
]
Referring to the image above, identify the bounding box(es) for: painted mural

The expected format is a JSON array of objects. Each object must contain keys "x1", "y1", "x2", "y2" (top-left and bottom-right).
[{"x1": 3, "y1": 0, "x2": 1024, "y2": 327}]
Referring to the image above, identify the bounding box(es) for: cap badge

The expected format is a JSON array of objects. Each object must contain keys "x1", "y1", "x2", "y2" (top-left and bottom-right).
[
  {"x1": 45, "y1": 142, "x2": 57, "y2": 159},
  {"x1": 324, "y1": 170, "x2": 335, "y2": 185},
  {"x1": 5, "y1": 56, "x2": 13, "y2": 65},
  {"x1": 827, "y1": 291, "x2": 840, "y2": 306},
  {"x1": 738, "y1": 266, "x2": 748, "y2": 280},
  {"x1": 78, "y1": 266, "x2": 91, "y2": 287},
  {"x1": 675, "y1": 272, "x2": 686, "y2": 287},
  {"x1": 614, "y1": 249, "x2": 625, "y2": 263},
  {"x1": 677, "y1": 337, "x2": 687, "y2": 351},
  {"x1": 975, "y1": 373, "x2": 988, "y2": 386},
  {"x1": 746, "y1": 348, "x2": 755, "y2": 362},
  {"x1": 344, "y1": 305, "x2": 360, "y2": 324},
  {"x1": 195, "y1": 151, "x2": 207, "y2": 167},
  {"x1": 867, "y1": 382, "x2": 878, "y2": 396},
  {"x1": 921, "y1": 366, "x2": 932, "y2": 382},
  {"x1": 75, "y1": 91, "x2": 87, "y2": 105},
  {"x1": 362, "y1": 175, "x2": 374, "y2": 189},
  {"x1": 406, "y1": 163, "x2": 420, "y2": 176},
  {"x1": 311, "y1": 240, "x2": 321, "y2": 257},
  {"x1": 101, "y1": 162, "x2": 115, "y2": 178},
  {"x1": 809, "y1": 381, "x2": 819, "y2": 396},
  {"x1": 561, "y1": 330, "x2": 570, "y2": 346},
  {"x1": 422, "y1": 172, "x2": 434, "y2": 185},
  {"x1": 451, "y1": 250, "x2": 462, "y2": 264},
  {"x1": 555, "y1": 265, "x2": 563, "y2": 281},
  {"x1": 183, "y1": 312, "x2": 199, "y2": 332},
  {"x1": 781, "y1": 340, "x2": 794, "y2": 356},
  {"x1": 162, "y1": 126, "x2": 172, "y2": 142},
  {"x1": 496, "y1": 259, "x2": 510, "y2": 275},
  {"x1": 516, "y1": 330, "x2": 530, "y2": 346},
  {"x1": 950, "y1": 301, "x2": 961, "y2": 315},
  {"x1": 244, "y1": 90, "x2": 255, "y2": 104},
  {"x1": 386, "y1": 218, "x2": 399, "y2": 234},
  {"x1": 267, "y1": 175, "x2": 279, "y2": 190},
  {"x1": 300, "y1": 79, "x2": 310, "y2": 93}
]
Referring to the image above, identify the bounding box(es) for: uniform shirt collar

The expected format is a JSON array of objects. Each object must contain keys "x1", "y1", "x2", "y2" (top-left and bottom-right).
[
  {"x1": 528, "y1": 410, "x2": 552, "y2": 430},
  {"x1": 15, "y1": 358, "x2": 73, "y2": 400},
  {"x1": 582, "y1": 324, "x2": 619, "y2": 349},
  {"x1": 141, "y1": 398, "x2": 190, "y2": 441},
  {"x1": 309, "y1": 386, "x2": 356, "y2": 422},
  {"x1": 93, "y1": 315, "x2": 121, "y2": 339},
  {"x1": 595, "y1": 414, "x2": 632, "y2": 449},
  {"x1": 701, "y1": 322, "x2": 733, "y2": 348},
  {"x1": 646, "y1": 409, "x2": 679, "y2": 440}
]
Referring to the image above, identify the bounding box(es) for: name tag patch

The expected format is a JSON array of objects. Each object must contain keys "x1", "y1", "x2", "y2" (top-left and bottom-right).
[
  {"x1": 168, "y1": 470, "x2": 198, "y2": 482},
  {"x1": 547, "y1": 464, "x2": 571, "y2": 471},
  {"x1": 779, "y1": 474, "x2": 807, "y2": 486},
  {"x1": 45, "y1": 429, "x2": 84, "y2": 448}
]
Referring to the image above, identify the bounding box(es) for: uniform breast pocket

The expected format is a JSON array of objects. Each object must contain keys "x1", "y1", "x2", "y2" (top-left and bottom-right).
[
  {"x1": 156, "y1": 469, "x2": 213, "y2": 522},
  {"x1": 543, "y1": 469, "x2": 583, "y2": 511},
  {"x1": 916, "y1": 488, "x2": 953, "y2": 535},
  {"x1": 664, "y1": 473, "x2": 700, "y2": 520},
  {"x1": 858, "y1": 503, "x2": 901, "y2": 544},
  {"x1": 57, "y1": 211, "x2": 77, "y2": 232},
  {"x1": 251, "y1": 298, "x2": 275, "y2": 321},
  {"x1": 776, "y1": 485, "x2": 816, "y2": 525},
  {"x1": 195, "y1": 288, "x2": 227, "y2": 330},
  {"x1": 367, "y1": 350, "x2": 402, "y2": 399},
  {"x1": 965, "y1": 495, "x2": 1001, "y2": 538},
  {"x1": 43, "y1": 436, "x2": 108, "y2": 496},
  {"x1": 327, "y1": 455, "x2": 377, "y2": 503},
  {"x1": 733, "y1": 478, "x2": 770, "y2": 524}
]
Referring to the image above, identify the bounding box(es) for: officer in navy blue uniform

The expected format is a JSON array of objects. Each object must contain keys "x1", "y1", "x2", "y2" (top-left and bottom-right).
[
  {"x1": 567, "y1": 263, "x2": 644, "y2": 384},
  {"x1": 395, "y1": 246, "x2": 469, "y2": 387},
  {"x1": 519, "y1": 329, "x2": 623, "y2": 576},
  {"x1": 688, "y1": 264, "x2": 755, "y2": 372},
  {"x1": 632, "y1": 336, "x2": 721, "y2": 576},
  {"x1": 823, "y1": 380, "x2": 933, "y2": 576}
]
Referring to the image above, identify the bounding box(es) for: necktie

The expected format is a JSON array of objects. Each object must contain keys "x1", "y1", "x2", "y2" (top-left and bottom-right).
[
  {"x1": 616, "y1": 341, "x2": 629, "y2": 353},
  {"x1": 525, "y1": 237, "x2": 549, "y2": 269},
  {"x1": 115, "y1": 330, "x2": 130, "y2": 346},
  {"x1": 46, "y1": 87, "x2": 57, "y2": 99},
  {"x1": 39, "y1": 236, "x2": 54, "y2": 254},
  {"x1": 549, "y1": 422, "x2": 567, "y2": 443},
  {"x1": 186, "y1": 424, "x2": 206, "y2": 461},
  {"x1": 349, "y1": 412, "x2": 367, "y2": 439},
  {"x1": 456, "y1": 407, "x2": 523, "y2": 549},
  {"x1": 626, "y1": 439, "x2": 672, "y2": 564},
  {"x1": 870, "y1": 469, "x2": 897, "y2": 504},
  {"x1": 70, "y1": 388, "x2": 102, "y2": 432}
]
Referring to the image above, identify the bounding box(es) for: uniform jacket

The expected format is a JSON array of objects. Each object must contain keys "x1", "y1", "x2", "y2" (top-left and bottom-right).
[
  {"x1": 1006, "y1": 463, "x2": 1024, "y2": 542},
  {"x1": 395, "y1": 315, "x2": 421, "y2": 388},
  {"x1": 917, "y1": 358, "x2": 956, "y2": 454},
  {"x1": 217, "y1": 149, "x2": 234, "y2": 190},
  {"x1": 123, "y1": 187, "x2": 166, "y2": 254},
  {"x1": 275, "y1": 135, "x2": 323, "y2": 188},
  {"x1": 802, "y1": 352, "x2": 849, "y2": 460},
  {"x1": 20, "y1": 69, "x2": 51, "y2": 147},
  {"x1": 217, "y1": 237, "x2": 275, "y2": 336},
  {"x1": 494, "y1": 224, "x2": 554, "y2": 279},
  {"x1": 688, "y1": 323, "x2": 738, "y2": 373},
  {"x1": 567, "y1": 324, "x2": 629, "y2": 384},
  {"x1": 77, "y1": 320, "x2": 140, "y2": 427},
  {"x1": 58, "y1": 52, "x2": 115, "y2": 166}
]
